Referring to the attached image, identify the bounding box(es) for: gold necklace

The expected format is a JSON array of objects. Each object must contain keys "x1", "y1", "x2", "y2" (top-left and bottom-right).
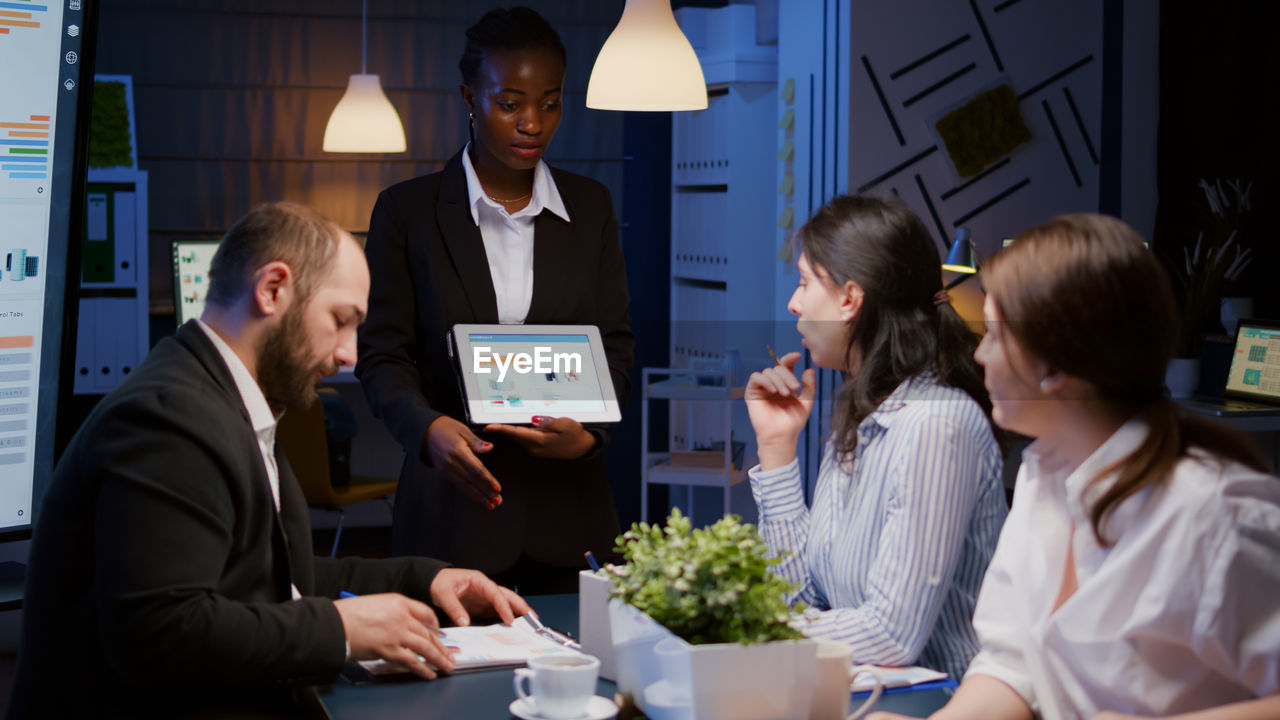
[{"x1": 486, "y1": 190, "x2": 531, "y2": 204}]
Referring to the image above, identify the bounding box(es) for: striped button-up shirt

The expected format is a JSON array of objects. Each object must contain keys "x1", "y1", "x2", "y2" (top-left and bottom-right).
[{"x1": 749, "y1": 373, "x2": 1007, "y2": 680}]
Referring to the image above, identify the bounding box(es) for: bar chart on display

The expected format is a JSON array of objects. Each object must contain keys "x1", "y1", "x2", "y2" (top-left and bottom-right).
[
  {"x1": 0, "y1": 0, "x2": 89, "y2": 532},
  {"x1": 1, "y1": 0, "x2": 58, "y2": 198}
]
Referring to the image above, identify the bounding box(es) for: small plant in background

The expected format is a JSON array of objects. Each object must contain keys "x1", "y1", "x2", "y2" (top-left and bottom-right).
[
  {"x1": 1171, "y1": 178, "x2": 1253, "y2": 357},
  {"x1": 88, "y1": 80, "x2": 133, "y2": 169},
  {"x1": 610, "y1": 509, "x2": 804, "y2": 645}
]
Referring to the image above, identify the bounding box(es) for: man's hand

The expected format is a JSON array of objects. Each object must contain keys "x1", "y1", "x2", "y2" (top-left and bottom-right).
[
  {"x1": 484, "y1": 416, "x2": 596, "y2": 460},
  {"x1": 430, "y1": 568, "x2": 533, "y2": 627},
  {"x1": 333, "y1": 593, "x2": 454, "y2": 680},
  {"x1": 424, "y1": 416, "x2": 502, "y2": 508}
]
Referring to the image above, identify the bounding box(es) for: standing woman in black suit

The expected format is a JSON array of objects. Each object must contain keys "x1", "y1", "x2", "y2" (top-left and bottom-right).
[{"x1": 357, "y1": 7, "x2": 634, "y2": 594}]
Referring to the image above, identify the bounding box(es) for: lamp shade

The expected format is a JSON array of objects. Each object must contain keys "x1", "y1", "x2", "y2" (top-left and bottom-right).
[
  {"x1": 323, "y1": 74, "x2": 407, "y2": 153},
  {"x1": 586, "y1": 0, "x2": 708, "y2": 111},
  {"x1": 942, "y1": 228, "x2": 977, "y2": 274}
]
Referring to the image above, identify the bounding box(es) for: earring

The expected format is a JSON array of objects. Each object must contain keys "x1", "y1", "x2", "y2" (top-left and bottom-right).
[{"x1": 1040, "y1": 378, "x2": 1051, "y2": 393}]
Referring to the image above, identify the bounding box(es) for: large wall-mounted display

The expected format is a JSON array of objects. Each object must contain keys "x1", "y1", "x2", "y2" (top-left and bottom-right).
[{"x1": 0, "y1": 0, "x2": 98, "y2": 534}]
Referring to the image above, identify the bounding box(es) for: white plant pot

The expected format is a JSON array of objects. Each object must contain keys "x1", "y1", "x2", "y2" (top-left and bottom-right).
[
  {"x1": 1220, "y1": 297, "x2": 1254, "y2": 338},
  {"x1": 578, "y1": 571, "x2": 618, "y2": 681},
  {"x1": 608, "y1": 601, "x2": 819, "y2": 720},
  {"x1": 1165, "y1": 358, "x2": 1201, "y2": 399},
  {"x1": 686, "y1": 640, "x2": 818, "y2": 720},
  {"x1": 608, "y1": 600, "x2": 669, "y2": 701}
]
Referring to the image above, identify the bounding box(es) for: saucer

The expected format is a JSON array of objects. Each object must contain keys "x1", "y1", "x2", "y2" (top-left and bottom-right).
[{"x1": 509, "y1": 695, "x2": 618, "y2": 720}]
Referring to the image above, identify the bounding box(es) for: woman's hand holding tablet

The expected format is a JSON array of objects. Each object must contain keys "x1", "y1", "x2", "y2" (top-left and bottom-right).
[{"x1": 484, "y1": 415, "x2": 597, "y2": 459}]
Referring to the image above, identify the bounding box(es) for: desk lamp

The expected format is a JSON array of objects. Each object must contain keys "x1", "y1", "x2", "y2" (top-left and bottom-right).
[{"x1": 942, "y1": 227, "x2": 979, "y2": 291}]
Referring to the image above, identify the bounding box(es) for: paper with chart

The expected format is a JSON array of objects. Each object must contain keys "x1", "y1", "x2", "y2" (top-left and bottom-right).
[{"x1": 357, "y1": 615, "x2": 583, "y2": 675}]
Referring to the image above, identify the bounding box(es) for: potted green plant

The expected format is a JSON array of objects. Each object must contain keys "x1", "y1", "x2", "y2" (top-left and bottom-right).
[
  {"x1": 607, "y1": 510, "x2": 817, "y2": 720},
  {"x1": 1165, "y1": 178, "x2": 1253, "y2": 397}
]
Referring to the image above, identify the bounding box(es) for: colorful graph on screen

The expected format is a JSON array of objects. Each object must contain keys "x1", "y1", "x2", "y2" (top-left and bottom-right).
[
  {"x1": 0, "y1": 1, "x2": 49, "y2": 38},
  {"x1": 0, "y1": 113, "x2": 49, "y2": 179}
]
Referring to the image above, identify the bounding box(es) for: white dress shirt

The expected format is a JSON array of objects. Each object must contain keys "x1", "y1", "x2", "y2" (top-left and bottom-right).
[
  {"x1": 966, "y1": 418, "x2": 1280, "y2": 718},
  {"x1": 461, "y1": 144, "x2": 569, "y2": 324},
  {"x1": 196, "y1": 319, "x2": 300, "y2": 600},
  {"x1": 749, "y1": 373, "x2": 1007, "y2": 681}
]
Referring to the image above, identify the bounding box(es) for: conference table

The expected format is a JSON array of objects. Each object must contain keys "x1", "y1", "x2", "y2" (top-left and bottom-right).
[{"x1": 318, "y1": 594, "x2": 952, "y2": 719}]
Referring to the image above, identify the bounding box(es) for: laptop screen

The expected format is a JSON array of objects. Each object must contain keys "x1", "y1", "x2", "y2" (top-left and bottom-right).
[
  {"x1": 1224, "y1": 320, "x2": 1280, "y2": 402},
  {"x1": 171, "y1": 240, "x2": 220, "y2": 325}
]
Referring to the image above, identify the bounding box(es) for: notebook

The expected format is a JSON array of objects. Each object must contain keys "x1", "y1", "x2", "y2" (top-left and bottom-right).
[
  {"x1": 342, "y1": 615, "x2": 583, "y2": 682},
  {"x1": 1181, "y1": 319, "x2": 1280, "y2": 417}
]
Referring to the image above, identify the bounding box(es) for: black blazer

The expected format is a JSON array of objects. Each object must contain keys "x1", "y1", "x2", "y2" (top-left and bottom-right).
[
  {"x1": 10, "y1": 321, "x2": 447, "y2": 718},
  {"x1": 356, "y1": 151, "x2": 635, "y2": 574}
]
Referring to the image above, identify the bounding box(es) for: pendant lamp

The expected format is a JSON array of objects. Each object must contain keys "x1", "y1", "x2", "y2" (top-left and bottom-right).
[
  {"x1": 323, "y1": 0, "x2": 406, "y2": 152},
  {"x1": 586, "y1": 0, "x2": 708, "y2": 111}
]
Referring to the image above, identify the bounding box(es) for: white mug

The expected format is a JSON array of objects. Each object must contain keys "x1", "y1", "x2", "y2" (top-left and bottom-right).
[
  {"x1": 809, "y1": 641, "x2": 852, "y2": 720},
  {"x1": 808, "y1": 641, "x2": 885, "y2": 720},
  {"x1": 513, "y1": 654, "x2": 600, "y2": 719}
]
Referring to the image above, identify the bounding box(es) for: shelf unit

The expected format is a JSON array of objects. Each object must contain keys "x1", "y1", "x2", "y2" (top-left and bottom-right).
[
  {"x1": 645, "y1": 5, "x2": 778, "y2": 525},
  {"x1": 74, "y1": 168, "x2": 149, "y2": 394},
  {"x1": 74, "y1": 76, "x2": 149, "y2": 395},
  {"x1": 640, "y1": 368, "x2": 746, "y2": 523}
]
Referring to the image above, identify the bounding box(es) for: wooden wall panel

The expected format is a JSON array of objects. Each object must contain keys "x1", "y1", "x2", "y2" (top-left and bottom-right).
[{"x1": 93, "y1": 0, "x2": 627, "y2": 313}]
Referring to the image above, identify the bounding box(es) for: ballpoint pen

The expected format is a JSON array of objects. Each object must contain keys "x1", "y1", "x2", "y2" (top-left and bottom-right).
[
  {"x1": 766, "y1": 344, "x2": 801, "y2": 396},
  {"x1": 338, "y1": 591, "x2": 447, "y2": 642},
  {"x1": 523, "y1": 612, "x2": 582, "y2": 651}
]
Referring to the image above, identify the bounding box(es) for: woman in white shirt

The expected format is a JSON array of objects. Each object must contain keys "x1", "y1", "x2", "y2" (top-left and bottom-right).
[
  {"x1": 745, "y1": 195, "x2": 1008, "y2": 681},
  {"x1": 871, "y1": 213, "x2": 1280, "y2": 719}
]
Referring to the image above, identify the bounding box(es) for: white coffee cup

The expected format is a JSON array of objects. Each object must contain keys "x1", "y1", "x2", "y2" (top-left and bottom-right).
[
  {"x1": 513, "y1": 654, "x2": 600, "y2": 719},
  {"x1": 809, "y1": 641, "x2": 884, "y2": 720},
  {"x1": 809, "y1": 641, "x2": 852, "y2": 720}
]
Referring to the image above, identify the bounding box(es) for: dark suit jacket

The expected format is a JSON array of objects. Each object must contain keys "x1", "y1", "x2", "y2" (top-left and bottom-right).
[
  {"x1": 9, "y1": 321, "x2": 447, "y2": 719},
  {"x1": 356, "y1": 151, "x2": 635, "y2": 574}
]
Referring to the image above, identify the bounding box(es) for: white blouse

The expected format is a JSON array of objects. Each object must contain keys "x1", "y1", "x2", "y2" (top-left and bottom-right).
[
  {"x1": 460, "y1": 144, "x2": 568, "y2": 325},
  {"x1": 966, "y1": 418, "x2": 1280, "y2": 718}
]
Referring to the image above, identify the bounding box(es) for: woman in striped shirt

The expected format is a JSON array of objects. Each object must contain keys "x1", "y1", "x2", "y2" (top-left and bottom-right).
[{"x1": 745, "y1": 194, "x2": 1007, "y2": 681}]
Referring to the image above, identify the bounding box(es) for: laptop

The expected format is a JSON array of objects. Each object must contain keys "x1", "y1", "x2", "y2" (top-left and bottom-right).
[{"x1": 1181, "y1": 319, "x2": 1280, "y2": 416}]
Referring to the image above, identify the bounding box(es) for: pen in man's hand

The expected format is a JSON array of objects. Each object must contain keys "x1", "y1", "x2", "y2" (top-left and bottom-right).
[{"x1": 337, "y1": 591, "x2": 445, "y2": 641}]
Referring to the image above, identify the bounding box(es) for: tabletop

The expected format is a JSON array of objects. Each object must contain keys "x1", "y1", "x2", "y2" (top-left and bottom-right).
[{"x1": 317, "y1": 593, "x2": 952, "y2": 719}]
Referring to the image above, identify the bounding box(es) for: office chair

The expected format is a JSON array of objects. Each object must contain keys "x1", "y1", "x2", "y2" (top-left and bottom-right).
[{"x1": 277, "y1": 387, "x2": 398, "y2": 557}]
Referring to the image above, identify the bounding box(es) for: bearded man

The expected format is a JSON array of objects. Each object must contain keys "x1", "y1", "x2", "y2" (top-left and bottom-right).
[{"x1": 9, "y1": 202, "x2": 530, "y2": 718}]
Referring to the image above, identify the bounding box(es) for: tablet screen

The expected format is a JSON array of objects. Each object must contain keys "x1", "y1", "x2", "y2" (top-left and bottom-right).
[{"x1": 451, "y1": 324, "x2": 621, "y2": 424}]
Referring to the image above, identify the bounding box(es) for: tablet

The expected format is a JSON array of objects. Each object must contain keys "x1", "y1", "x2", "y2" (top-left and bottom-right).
[{"x1": 449, "y1": 324, "x2": 622, "y2": 424}]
